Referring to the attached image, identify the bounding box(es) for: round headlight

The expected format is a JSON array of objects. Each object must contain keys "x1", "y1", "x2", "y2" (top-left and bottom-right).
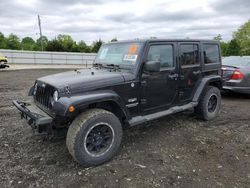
[
  {"x1": 33, "y1": 83, "x2": 38, "y2": 95},
  {"x1": 53, "y1": 91, "x2": 59, "y2": 102}
]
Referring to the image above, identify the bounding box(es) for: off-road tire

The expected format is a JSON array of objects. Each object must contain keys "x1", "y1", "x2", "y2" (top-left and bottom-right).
[
  {"x1": 195, "y1": 86, "x2": 221, "y2": 121},
  {"x1": 66, "y1": 108, "x2": 123, "y2": 167}
]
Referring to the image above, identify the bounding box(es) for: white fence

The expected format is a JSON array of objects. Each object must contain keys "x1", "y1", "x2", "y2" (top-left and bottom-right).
[{"x1": 0, "y1": 49, "x2": 97, "y2": 65}]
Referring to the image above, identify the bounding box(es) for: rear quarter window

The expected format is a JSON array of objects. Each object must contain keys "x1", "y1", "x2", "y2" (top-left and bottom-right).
[{"x1": 203, "y1": 44, "x2": 220, "y2": 64}]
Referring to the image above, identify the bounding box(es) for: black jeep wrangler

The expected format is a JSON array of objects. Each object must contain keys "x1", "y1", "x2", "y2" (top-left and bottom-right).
[{"x1": 13, "y1": 39, "x2": 222, "y2": 166}]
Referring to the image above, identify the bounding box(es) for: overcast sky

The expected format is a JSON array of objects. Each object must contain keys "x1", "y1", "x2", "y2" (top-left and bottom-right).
[{"x1": 0, "y1": 0, "x2": 249, "y2": 44}]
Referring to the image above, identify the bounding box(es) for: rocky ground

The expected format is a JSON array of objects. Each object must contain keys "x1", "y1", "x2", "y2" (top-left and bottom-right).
[{"x1": 0, "y1": 69, "x2": 250, "y2": 188}]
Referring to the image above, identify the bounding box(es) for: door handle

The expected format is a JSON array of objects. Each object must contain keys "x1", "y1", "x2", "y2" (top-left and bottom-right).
[
  {"x1": 193, "y1": 70, "x2": 201, "y2": 75},
  {"x1": 168, "y1": 73, "x2": 178, "y2": 80}
]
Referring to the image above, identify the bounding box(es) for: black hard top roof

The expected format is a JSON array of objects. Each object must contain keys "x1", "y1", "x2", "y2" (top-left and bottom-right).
[{"x1": 106, "y1": 38, "x2": 218, "y2": 44}]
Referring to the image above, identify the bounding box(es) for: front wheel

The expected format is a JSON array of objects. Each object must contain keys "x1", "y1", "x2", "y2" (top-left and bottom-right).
[
  {"x1": 66, "y1": 108, "x2": 123, "y2": 167},
  {"x1": 195, "y1": 86, "x2": 221, "y2": 121}
]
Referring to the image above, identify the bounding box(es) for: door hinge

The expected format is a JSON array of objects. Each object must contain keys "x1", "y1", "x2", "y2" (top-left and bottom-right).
[
  {"x1": 141, "y1": 81, "x2": 147, "y2": 86},
  {"x1": 178, "y1": 91, "x2": 184, "y2": 96},
  {"x1": 141, "y1": 99, "x2": 147, "y2": 104}
]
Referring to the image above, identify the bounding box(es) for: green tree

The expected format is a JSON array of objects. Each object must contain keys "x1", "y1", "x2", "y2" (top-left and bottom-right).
[
  {"x1": 77, "y1": 40, "x2": 91, "y2": 52},
  {"x1": 220, "y1": 41, "x2": 229, "y2": 57},
  {"x1": 213, "y1": 34, "x2": 222, "y2": 42},
  {"x1": 57, "y1": 34, "x2": 74, "y2": 51},
  {"x1": 213, "y1": 34, "x2": 229, "y2": 56},
  {"x1": 0, "y1": 32, "x2": 6, "y2": 49},
  {"x1": 46, "y1": 38, "x2": 64, "y2": 51},
  {"x1": 233, "y1": 19, "x2": 250, "y2": 55},
  {"x1": 21, "y1": 37, "x2": 35, "y2": 50},
  {"x1": 5, "y1": 33, "x2": 21, "y2": 50},
  {"x1": 91, "y1": 39, "x2": 103, "y2": 53},
  {"x1": 226, "y1": 39, "x2": 240, "y2": 56},
  {"x1": 36, "y1": 36, "x2": 49, "y2": 51},
  {"x1": 71, "y1": 42, "x2": 79, "y2": 52}
]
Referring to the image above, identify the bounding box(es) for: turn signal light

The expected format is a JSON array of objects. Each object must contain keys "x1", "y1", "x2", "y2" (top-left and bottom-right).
[
  {"x1": 68, "y1": 105, "x2": 75, "y2": 113},
  {"x1": 231, "y1": 70, "x2": 244, "y2": 80}
]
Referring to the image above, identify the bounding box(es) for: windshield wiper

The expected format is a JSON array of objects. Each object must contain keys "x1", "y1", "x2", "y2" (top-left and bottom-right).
[
  {"x1": 105, "y1": 64, "x2": 120, "y2": 70},
  {"x1": 93, "y1": 63, "x2": 103, "y2": 68}
]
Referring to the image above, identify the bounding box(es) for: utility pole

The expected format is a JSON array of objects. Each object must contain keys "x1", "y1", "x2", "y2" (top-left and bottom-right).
[{"x1": 38, "y1": 15, "x2": 43, "y2": 51}]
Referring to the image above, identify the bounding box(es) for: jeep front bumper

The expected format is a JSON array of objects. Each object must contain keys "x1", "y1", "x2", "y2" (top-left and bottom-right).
[{"x1": 13, "y1": 100, "x2": 53, "y2": 132}]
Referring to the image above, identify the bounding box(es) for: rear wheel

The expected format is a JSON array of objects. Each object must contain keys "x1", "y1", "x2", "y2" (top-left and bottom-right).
[
  {"x1": 66, "y1": 108, "x2": 123, "y2": 167},
  {"x1": 195, "y1": 86, "x2": 221, "y2": 120}
]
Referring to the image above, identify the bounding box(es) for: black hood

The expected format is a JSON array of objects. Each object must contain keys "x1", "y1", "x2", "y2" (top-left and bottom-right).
[{"x1": 37, "y1": 68, "x2": 134, "y2": 94}]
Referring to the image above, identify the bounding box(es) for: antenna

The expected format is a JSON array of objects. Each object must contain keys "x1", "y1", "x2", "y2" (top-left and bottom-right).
[{"x1": 38, "y1": 15, "x2": 43, "y2": 51}]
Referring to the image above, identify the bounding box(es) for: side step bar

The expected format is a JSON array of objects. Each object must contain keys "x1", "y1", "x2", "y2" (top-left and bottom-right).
[{"x1": 128, "y1": 102, "x2": 198, "y2": 126}]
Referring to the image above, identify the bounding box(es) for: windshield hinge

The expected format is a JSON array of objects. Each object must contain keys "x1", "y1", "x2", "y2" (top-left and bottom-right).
[
  {"x1": 141, "y1": 99, "x2": 147, "y2": 104},
  {"x1": 141, "y1": 81, "x2": 147, "y2": 86}
]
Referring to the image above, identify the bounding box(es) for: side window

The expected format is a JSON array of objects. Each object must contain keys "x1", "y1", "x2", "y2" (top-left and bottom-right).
[
  {"x1": 147, "y1": 45, "x2": 174, "y2": 69},
  {"x1": 180, "y1": 44, "x2": 199, "y2": 66},
  {"x1": 203, "y1": 44, "x2": 220, "y2": 64}
]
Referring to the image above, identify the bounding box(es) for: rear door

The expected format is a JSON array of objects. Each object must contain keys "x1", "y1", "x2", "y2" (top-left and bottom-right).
[{"x1": 178, "y1": 42, "x2": 202, "y2": 103}]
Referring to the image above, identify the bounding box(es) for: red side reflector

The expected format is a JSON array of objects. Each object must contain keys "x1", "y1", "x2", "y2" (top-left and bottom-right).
[{"x1": 231, "y1": 70, "x2": 244, "y2": 80}]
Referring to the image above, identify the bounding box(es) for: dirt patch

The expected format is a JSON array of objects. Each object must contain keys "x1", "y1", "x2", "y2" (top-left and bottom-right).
[{"x1": 0, "y1": 69, "x2": 250, "y2": 188}]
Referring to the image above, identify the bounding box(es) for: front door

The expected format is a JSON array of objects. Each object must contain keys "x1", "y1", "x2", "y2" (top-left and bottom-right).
[
  {"x1": 178, "y1": 42, "x2": 202, "y2": 102},
  {"x1": 141, "y1": 42, "x2": 178, "y2": 113}
]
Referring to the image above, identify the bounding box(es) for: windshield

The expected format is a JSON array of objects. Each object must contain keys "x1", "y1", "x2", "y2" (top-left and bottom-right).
[
  {"x1": 222, "y1": 56, "x2": 250, "y2": 67},
  {"x1": 95, "y1": 42, "x2": 143, "y2": 67}
]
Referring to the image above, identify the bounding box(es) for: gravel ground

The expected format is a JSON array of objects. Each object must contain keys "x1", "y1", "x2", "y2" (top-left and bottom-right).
[{"x1": 0, "y1": 69, "x2": 250, "y2": 188}]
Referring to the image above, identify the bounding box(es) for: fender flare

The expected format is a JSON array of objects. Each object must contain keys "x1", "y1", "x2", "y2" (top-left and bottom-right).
[
  {"x1": 192, "y1": 75, "x2": 222, "y2": 102},
  {"x1": 53, "y1": 90, "x2": 129, "y2": 118}
]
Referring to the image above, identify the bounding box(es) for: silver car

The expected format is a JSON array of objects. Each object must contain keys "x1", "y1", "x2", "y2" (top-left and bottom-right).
[{"x1": 222, "y1": 56, "x2": 250, "y2": 94}]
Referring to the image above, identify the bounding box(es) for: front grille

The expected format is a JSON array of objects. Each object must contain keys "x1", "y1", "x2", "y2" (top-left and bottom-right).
[{"x1": 34, "y1": 84, "x2": 55, "y2": 109}]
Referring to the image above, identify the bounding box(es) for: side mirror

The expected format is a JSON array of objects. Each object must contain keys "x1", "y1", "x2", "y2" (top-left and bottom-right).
[{"x1": 144, "y1": 61, "x2": 160, "y2": 72}]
